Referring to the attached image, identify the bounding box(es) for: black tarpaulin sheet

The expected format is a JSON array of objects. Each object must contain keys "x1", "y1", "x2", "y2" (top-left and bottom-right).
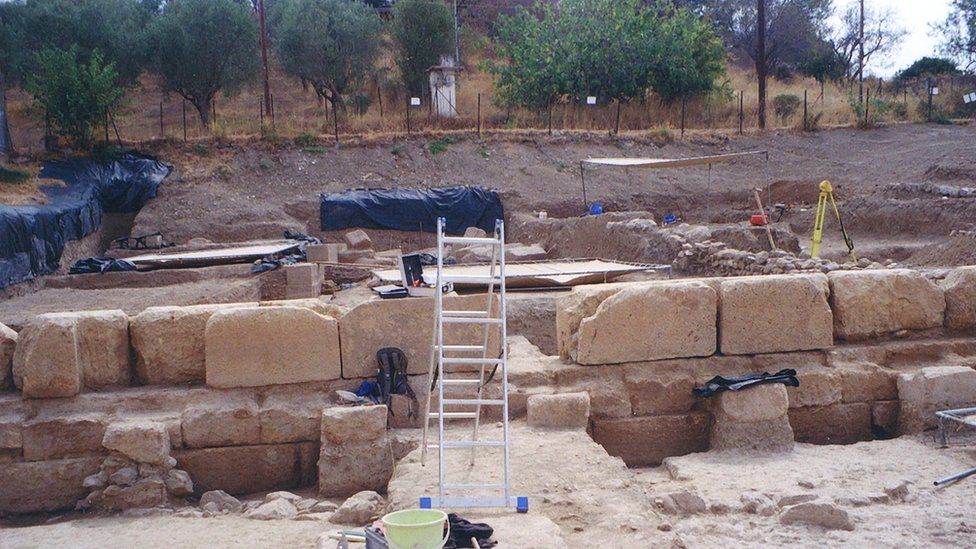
[
  {"x1": 0, "y1": 153, "x2": 171, "y2": 288},
  {"x1": 320, "y1": 187, "x2": 503, "y2": 235}
]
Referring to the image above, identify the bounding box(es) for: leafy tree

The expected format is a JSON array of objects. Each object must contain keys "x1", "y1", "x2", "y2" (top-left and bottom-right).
[
  {"x1": 490, "y1": 0, "x2": 725, "y2": 109},
  {"x1": 272, "y1": 0, "x2": 381, "y2": 110},
  {"x1": 897, "y1": 57, "x2": 960, "y2": 81},
  {"x1": 940, "y1": 0, "x2": 976, "y2": 69},
  {"x1": 832, "y1": 2, "x2": 906, "y2": 83},
  {"x1": 732, "y1": 0, "x2": 835, "y2": 78},
  {"x1": 24, "y1": 46, "x2": 124, "y2": 148},
  {"x1": 0, "y1": 0, "x2": 155, "y2": 155},
  {"x1": 148, "y1": 0, "x2": 259, "y2": 126},
  {"x1": 391, "y1": 0, "x2": 454, "y2": 98}
]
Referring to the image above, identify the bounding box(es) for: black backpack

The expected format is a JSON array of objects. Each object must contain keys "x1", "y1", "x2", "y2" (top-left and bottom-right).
[{"x1": 376, "y1": 347, "x2": 418, "y2": 422}]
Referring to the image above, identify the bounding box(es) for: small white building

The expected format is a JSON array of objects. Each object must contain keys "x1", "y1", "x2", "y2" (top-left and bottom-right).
[{"x1": 427, "y1": 56, "x2": 463, "y2": 117}]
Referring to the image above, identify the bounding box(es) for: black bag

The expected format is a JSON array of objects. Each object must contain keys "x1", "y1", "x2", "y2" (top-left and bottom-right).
[
  {"x1": 444, "y1": 513, "x2": 496, "y2": 549},
  {"x1": 376, "y1": 347, "x2": 418, "y2": 421}
]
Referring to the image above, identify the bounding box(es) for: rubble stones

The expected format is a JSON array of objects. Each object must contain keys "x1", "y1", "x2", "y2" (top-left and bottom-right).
[
  {"x1": 779, "y1": 502, "x2": 854, "y2": 531},
  {"x1": 318, "y1": 406, "x2": 392, "y2": 497},
  {"x1": 331, "y1": 490, "x2": 385, "y2": 525},
  {"x1": 246, "y1": 498, "x2": 298, "y2": 520},
  {"x1": 199, "y1": 490, "x2": 242, "y2": 513}
]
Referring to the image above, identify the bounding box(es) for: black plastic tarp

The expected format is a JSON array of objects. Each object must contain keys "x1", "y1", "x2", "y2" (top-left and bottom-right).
[
  {"x1": 0, "y1": 153, "x2": 171, "y2": 288},
  {"x1": 320, "y1": 186, "x2": 503, "y2": 235}
]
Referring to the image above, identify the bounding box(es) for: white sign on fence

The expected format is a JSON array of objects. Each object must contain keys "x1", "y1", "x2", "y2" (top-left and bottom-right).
[
  {"x1": 410, "y1": 97, "x2": 421, "y2": 106},
  {"x1": 932, "y1": 87, "x2": 940, "y2": 96},
  {"x1": 964, "y1": 93, "x2": 976, "y2": 104},
  {"x1": 586, "y1": 96, "x2": 597, "y2": 105}
]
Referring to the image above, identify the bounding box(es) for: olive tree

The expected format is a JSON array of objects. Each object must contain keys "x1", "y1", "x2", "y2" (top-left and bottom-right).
[
  {"x1": 148, "y1": 0, "x2": 259, "y2": 126},
  {"x1": 272, "y1": 0, "x2": 381, "y2": 110},
  {"x1": 391, "y1": 0, "x2": 454, "y2": 98}
]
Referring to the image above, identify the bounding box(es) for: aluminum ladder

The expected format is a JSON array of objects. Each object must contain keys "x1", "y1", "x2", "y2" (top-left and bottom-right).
[{"x1": 419, "y1": 217, "x2": 527, "y2": 513}]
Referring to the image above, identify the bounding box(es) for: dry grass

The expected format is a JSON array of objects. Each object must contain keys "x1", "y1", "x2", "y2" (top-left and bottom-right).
[{"x1": 4, "y1": 45, "x2": 959, "y2": 153}]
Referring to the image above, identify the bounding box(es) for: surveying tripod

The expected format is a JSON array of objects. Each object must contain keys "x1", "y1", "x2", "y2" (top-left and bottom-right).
[{"x1": 811, "y1": 180, "x2": 856, "y2": 262}]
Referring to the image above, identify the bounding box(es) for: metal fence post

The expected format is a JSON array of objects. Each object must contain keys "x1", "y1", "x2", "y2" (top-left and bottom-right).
[
  {"x1": 738, "y1": 91, "x2": 744, "y2": 135},
  {"x1": 803, "y1": 90, "x2": 808, "y2": 131}
]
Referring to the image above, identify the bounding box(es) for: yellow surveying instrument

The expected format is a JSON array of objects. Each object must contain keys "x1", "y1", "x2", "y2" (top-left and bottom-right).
[{"x1": 811, "y1": 180, "x2": 856, "y2": 262}]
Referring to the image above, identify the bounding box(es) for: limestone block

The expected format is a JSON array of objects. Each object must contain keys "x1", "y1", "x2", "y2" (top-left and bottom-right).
[
  {"x1": 526, "y1": 392, "x2": 590, "y2": 429},
  {"x1": 0, "y1": 456, "x2": 102, "y2": 513},
  {"x1": 174, "y1": 442, "x2": 318, "y2": 496},
  {"x1": 552, "y1": 365, "x2": 632, "y2": 418},
  {"x1": 0, "y1": 322, "x2": 16, "y2": 390},
  {"x1": 713, "y1": 384, "x2": 789, "y2": 423},
  {"x1": 12, "y1": 314, "x2": 81, "y2": 398},
  {"x1": 102, "y1": 421, "x2": 171, "y2": 465},
  {"x1": 788, "y1": 403, "x2": 872, "y2": 444},
  {"x1": 719, "y1": 274, "x2": 833, "y2": 355},
  {"x1": 344, "y1": 230, "x2": 372, "y2": 250},
  {"x1": 258, "y1": 298, "x2": 346, "y2": 319},
  {"x1": 0, "y1": 420, "x2": 22, "y2": 450},
  {"x1": 506, "y1": 295, "x2": 558, "y2": 356},
  {"x1": 319, "y1": 405, "x2": 392, "y2": 497},
  {"x1": 897, "y1": 366, "x2": 976, "y2": 433},
  {"x1": 307, "y1": 244, "x2": 339, "y2": 263},
  {"x1": 204, "y1": 306, "x2": 341, "y2": 388},
  {"x1": 623, "y1": 370, "x2": 697, "y2": 416},
  {"x1": 285, "y1": 263, "x2": 320, "y2": 286},
  {"x1": 22, "y1": 416, "x2": 107, "y2": 461},
  {"x1": 131, "y1": 303, "x2": 256, "y2": 385},
  {"x1": 93, "y1": 479, "x2": 169, "y2": 511},
  {"x1": 591, "y1": 412, "x2": 710, "y2": 467},
  {"x1": 838, "y1": 366, "x2": 898, "y2": 403},
  {"x1": 829, "y1": 270, "x2": 946, "y2": 340},
  {"x1": 70, "y1": 310, "x2": 131, "y2": 389},
  {"x1": 259, "y1": 398, "x2": 323, "y2": 444},
  {"x1": 786, "y1": 369, "x2": 842, "y2": 408},
  {"x1": 556, "y1": 284, "x2": 631, "y2": 359},
  {"x1": 181, "y1": 404, "x2": 261, "y2": 448},
  {"x1": 573, "y1": 281, "x2": 717, "y2": 364},
  {"x1": 941, "y1": 266, "x2": 976, "y2": 331},
  {"x1": 711, "y1": 385, "x2": 793, "y2": 452},
  {"x1": 338, "y1": 294, "x2": 501, "y2": 379}
]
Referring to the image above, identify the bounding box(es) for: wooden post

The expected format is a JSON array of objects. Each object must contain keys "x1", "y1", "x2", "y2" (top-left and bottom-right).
[
  {"x1": 680, "y1": 97, "x2": 686, "y2": 138},
  {"x1": 406, "y1": 98, "x2": 411, "y2": 134},
  {"x1": 614, "y1": 100, "x2": 621, "y2": 135},
  {"x1": 477, "y1": 94, "x2": 481, "y2": 138},
  {"x1": 928, "y1": 79, "x2": 934, "y2": 122},
  {"x1": 865, "y1": 88, "x2": 870, "y2": 126},
  {"x1": 803, "y1": 89, "x2": 808, "y2": 131},
  {"x1": 259, "y1": 97, "x2": 264, "y2": 129},
  {"x1": 333, "y1": 101, "x2": 339, "y2": 145},
  {"x1": 159, "y1": 101, "x2": 164, "y2": 137},
  {"x1": 739, "y1": 91, "x2": 744, "y2": 135},
  {"x1": 548, "y1": 99, "x2": 553, "y2": 136},
  {"x1": 182, "y1": 99, "x2": 187, "y2": 142},
  {"x1": 377, "y1": 82, "x2": 383, "y2": 118}
]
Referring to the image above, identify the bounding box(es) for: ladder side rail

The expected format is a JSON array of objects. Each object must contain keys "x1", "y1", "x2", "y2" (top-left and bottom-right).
[
  {"x1": 498, "y1": 219, "x2": 512, "y2": 502},
  {"x1": 436, "y1": 218, "x2": 447, "y2": 503}
]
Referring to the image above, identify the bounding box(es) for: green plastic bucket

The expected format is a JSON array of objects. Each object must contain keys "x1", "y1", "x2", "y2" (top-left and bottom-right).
[{"x1": 381, "y1": 509, "x2": 449, "y2": 549}]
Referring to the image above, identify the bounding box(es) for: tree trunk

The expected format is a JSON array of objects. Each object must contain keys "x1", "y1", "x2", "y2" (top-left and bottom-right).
[
  {"x1": 858, "y1": 0, "x2": 865, "y2": 105},
  {"x1": 193, "y1": 96, "x2": 212, "y2": 128},
  {"x1": 757, "y1": 0, "x2": 767, "y2": 130},
  {"x1": 258, "y1": 0, "x2": 272, "y2": 117},
  {"x1": 0, "y1": 68, "x2": 12, "y2": 158}
]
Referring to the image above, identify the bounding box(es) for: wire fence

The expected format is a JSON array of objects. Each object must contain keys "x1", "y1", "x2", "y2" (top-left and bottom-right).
[{"x1": 10, "y1": 73, "x2": 976, "y2": 152}]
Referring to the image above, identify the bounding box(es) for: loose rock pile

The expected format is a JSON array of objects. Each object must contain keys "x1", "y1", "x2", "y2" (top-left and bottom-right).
[
  {"x1": 673, "y1": 238, "x2": 894, "y2": 276},
  {"x1": 79, "y1": 421, "x2": 193, "y2": 511}
]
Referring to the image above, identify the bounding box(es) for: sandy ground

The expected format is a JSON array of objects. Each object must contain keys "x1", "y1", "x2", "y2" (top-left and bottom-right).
[
  {"x1": 637, "y1": 433, "x2": 976, "y2": 548},
  {"x1": 3, "y1": 425, "x2": 976, "y2": 548}
]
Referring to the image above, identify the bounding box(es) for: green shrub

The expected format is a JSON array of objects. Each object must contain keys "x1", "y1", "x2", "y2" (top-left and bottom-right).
[
  {"x1": 0, "y1": 165, "x2": 30, "y2": 184},
  {"x1": 296, "y1": 132, "x2": 316, "y2": 147},
  {"x1": 772, "y1": 94, "x2": 802, "y2": 123}
]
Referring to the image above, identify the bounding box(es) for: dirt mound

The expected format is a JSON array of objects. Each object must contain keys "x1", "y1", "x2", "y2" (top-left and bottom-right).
[{"x1": 908, "y1": 235, "x2": 976, "y2": 267}]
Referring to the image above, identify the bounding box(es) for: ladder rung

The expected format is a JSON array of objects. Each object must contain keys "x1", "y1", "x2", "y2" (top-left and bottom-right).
[
  {"x1": 441, "y1": 358, "x2": 502, "y2": 365},
  {"x1": 442, "y1": 317, "x2": 503, "y2": 324},
  {"x1": 442, "y1": 275, "x2": 503, "y2": 284},
  {"x1": 443, "y1": 483, "x2": 506, "y2": 490},
  {"x1": 429, "y1": 412, "x2": 478, "y2": 419},
  {"x1": 442, "y1": 399, "x2": 504, "y2": 406},
  {"x1": 436, "y1": 345, "x2": 486, "y2": 352},
  {"x1": 440, "y1": 379, "x2": 483, "y2": 386},
  {"x1": 441, "y1": 440, "x2": 506, "y2": 448},
  {"x1": 420, "y1": 496, "x2": 520, "y2": 509},
  {"x1": 442, "y1": 310, "x2": 489, "y2": 317},
  {"x1": 442, "y1": 236, "x2": 501, "y2": 245}
]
